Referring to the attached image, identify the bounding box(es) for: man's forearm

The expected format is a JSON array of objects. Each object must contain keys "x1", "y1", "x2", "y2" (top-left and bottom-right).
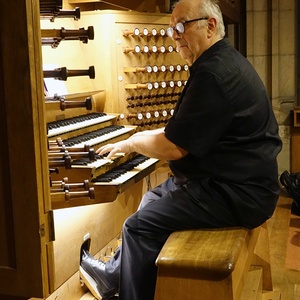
[{"x1": 128, "y1": 132, "x2": 187, "y2": 160}]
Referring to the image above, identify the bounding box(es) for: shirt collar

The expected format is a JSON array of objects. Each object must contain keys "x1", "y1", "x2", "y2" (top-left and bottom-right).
[{"x1": 189, "y1": 38, "x2": 229, "y2": 73}]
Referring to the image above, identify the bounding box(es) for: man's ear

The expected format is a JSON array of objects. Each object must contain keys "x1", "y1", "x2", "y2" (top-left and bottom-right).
[{"x1": 207, "y1": 17, "x2": 217, "y2": 36}]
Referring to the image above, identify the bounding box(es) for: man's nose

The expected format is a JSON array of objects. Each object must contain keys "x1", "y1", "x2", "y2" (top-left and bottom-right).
[{"x1": 172, "y1": 30, "x2": 181, "y2": 40}]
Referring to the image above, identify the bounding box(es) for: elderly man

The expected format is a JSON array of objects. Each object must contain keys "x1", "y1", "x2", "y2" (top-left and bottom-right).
[{"x1": 80, "y1": 0, "x2": 282, "y2": 299}]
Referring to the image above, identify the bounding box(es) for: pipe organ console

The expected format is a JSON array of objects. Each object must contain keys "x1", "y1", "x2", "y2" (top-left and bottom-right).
[
  {"x1": 42, "y1": 9, "x2": 189, "y2": 208},
  {"x1": 0, "y1": 0, "x2": 243, "y2": 298},
  {"x1": 38, "y1": 8, "x2": 188, "y2": 299}
]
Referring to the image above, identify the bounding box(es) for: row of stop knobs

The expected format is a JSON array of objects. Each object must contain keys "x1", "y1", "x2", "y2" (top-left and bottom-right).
[
  {"x1": 124, "y1": 64, "x2": 189, "y2": 73},
  {"x1": 123, "y1": 27, "x2": 168, "y2": 37},
  {"x1": 125, "y1": 80, "x2": 187, "y2": 90},
  {"x1": 123, "y1": 44, "x2": 177, "y2": 54},
  {"x1": 121, "y1": 109, "x2": 174, "y2": 120}
]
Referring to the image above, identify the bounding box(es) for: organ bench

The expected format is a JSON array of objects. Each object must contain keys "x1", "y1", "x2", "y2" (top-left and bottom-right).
[{"x1": 154, "y1": 223, "x2": 275, "y2": 300}]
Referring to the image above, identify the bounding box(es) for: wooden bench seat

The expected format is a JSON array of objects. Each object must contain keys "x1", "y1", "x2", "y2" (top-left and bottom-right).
[{"x1": 154, "y1": 224, "x2": 272, "y2": 300}]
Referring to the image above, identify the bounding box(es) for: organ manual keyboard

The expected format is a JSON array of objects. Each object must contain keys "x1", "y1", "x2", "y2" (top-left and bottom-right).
[
  {"x1": 44, "y1": 73, "x2": 168, "y2": 209},
  {"x1": 46, "y1": 91, "x2": 164, "y2": 209}
]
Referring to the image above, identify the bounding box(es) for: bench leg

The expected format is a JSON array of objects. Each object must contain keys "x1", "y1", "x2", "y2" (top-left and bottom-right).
[
  {"x1": 154, "y1": 276, "x2": 235, "y2": 300},
  {"x1": 251, "y1": 222, "x2": 273, "y2": 291}
]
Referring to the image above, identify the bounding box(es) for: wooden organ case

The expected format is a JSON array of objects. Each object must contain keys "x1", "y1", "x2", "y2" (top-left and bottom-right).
[{"x1": 0, "y1": 0, "x2": 244, "y2": 299}]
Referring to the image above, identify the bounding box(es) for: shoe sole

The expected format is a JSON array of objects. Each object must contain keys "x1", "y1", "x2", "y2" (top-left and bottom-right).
[{"x1": 80, "y1": 265, "x2": 102, "y2": 300}]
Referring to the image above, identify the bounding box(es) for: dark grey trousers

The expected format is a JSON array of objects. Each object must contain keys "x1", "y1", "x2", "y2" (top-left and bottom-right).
[{"x1": 105, "y1": 177, "x2": 241, "y2": 300}]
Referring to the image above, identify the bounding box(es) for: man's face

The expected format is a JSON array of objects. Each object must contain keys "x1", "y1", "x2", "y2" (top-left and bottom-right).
[{"x1": 169, "y1": 2, "x2": 211, "y2": 66}]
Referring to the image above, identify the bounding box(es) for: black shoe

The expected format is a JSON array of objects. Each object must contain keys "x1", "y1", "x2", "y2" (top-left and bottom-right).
[{"x1": 80, "y1": 249, "x2": 118, "y2": 300}]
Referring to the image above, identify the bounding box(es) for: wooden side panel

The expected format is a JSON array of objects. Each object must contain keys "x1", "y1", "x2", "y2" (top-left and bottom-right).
[
  {"x1": 0, "y1": 0, "x2": 50, "y2": 298},
  {"x1": 0, "y1": 76, "x2": 16, "y2": 271}
]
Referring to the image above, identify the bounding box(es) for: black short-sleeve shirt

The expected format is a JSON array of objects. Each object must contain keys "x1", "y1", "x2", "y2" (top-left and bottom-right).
[{"x1": 165, "y1": 39, "x2": 282, "y2": 225}]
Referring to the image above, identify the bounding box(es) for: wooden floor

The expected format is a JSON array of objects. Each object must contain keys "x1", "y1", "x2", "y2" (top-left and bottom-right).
[{"x1": 266, "y1": 194, "x2": 300, "y2": 300}]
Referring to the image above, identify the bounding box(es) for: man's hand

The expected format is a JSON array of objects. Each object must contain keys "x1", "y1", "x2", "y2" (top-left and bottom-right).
[
  {"x1": 96, "y1": 128, "x2": 187, "y2": 161},
  {"x1": 96, "y1": 139, "x2": 131, "y2": 159}
]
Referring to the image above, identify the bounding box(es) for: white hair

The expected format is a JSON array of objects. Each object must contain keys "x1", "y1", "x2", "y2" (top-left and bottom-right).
[{"x1": 172, "y1": 0, "x2": 226, "y2": 38}]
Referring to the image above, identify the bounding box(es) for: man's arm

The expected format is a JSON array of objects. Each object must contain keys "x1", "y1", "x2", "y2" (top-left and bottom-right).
[{"x1": 96, "y1": 128, "x2": 188, "y2": 160}]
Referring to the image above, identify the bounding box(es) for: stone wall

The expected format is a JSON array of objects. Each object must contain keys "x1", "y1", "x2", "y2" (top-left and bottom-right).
[{"x1": 246, "y1": 0, "x2": 296, "y2": 174}]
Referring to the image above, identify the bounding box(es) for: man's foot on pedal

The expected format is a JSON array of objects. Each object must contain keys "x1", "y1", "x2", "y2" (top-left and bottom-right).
[{"x1": 80, "y1": 249, "x2": 118, "y2": 300}]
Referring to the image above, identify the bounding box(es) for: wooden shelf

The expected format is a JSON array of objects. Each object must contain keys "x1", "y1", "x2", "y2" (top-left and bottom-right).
[{"x1": 68, "y1": 0, "x2": 166, "y2": 12}]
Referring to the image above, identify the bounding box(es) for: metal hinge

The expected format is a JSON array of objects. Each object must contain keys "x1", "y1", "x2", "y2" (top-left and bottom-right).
[
  {"x1": 48, "y1": 209, "x2": 55, "y2": 242},
  {"x1": 39, "y1": 210, "x2": 55, "y2": 242}
]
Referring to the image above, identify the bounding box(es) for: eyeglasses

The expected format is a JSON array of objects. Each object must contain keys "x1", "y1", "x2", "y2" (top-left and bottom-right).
[{"x1": 167, "y1": 17, "x2": 209, "y2": 38}]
